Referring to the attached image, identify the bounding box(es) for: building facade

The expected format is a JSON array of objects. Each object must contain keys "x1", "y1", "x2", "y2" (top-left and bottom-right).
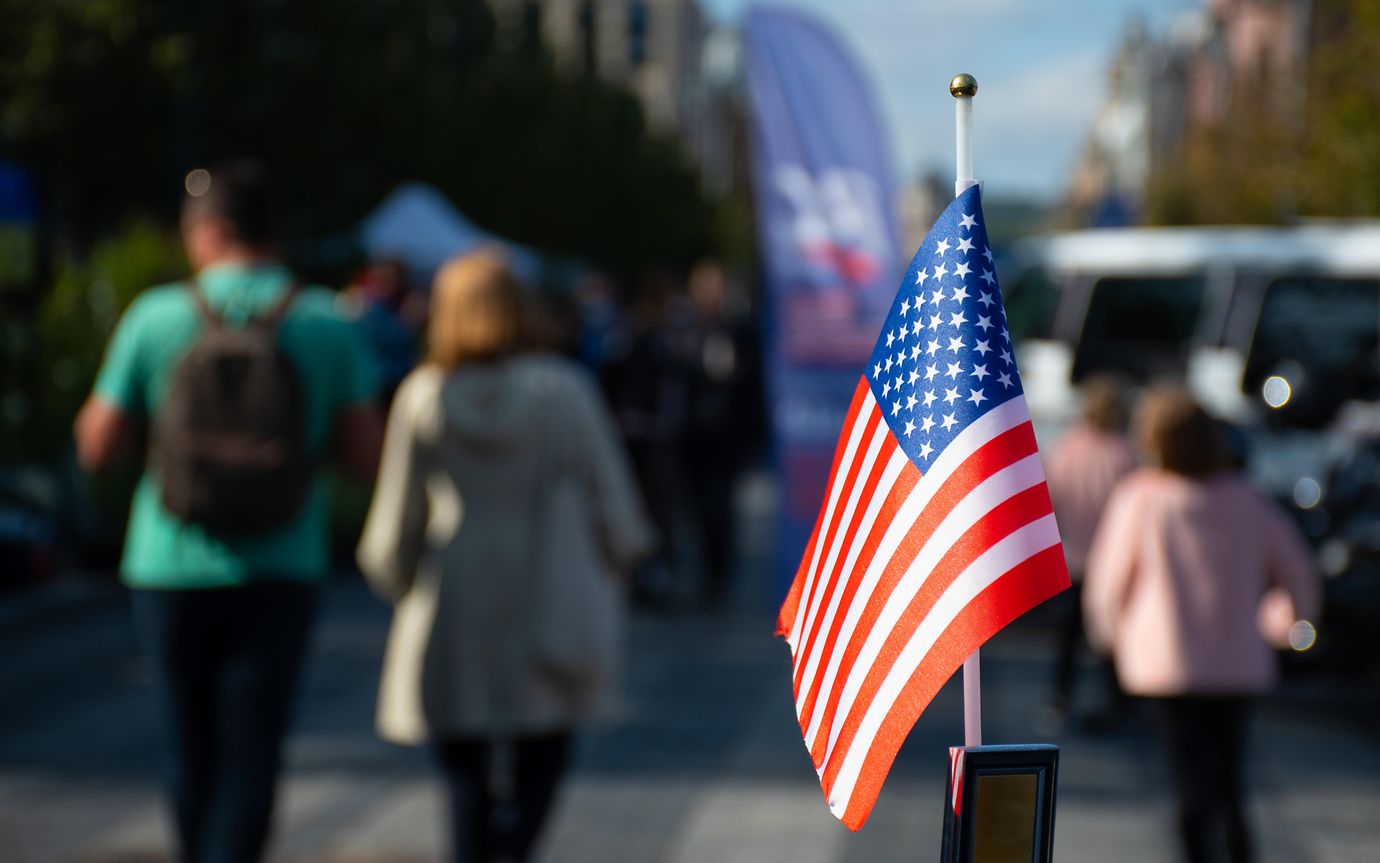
[
  {"x1": 488, "y1": 0, "x2": 743, "y2": 196},
  {"x1": 1069, "y1": 0, "x2": 1312, "y2": 225}
]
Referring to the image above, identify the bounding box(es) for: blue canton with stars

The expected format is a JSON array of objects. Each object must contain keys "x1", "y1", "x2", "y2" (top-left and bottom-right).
[{"x1": 865, "y1": 185, "x2": 1022, "y2": 470}]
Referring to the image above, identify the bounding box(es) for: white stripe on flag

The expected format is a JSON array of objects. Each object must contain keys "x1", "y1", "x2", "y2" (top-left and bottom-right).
[
  {"x1": 788, "y1": 390, "x2": 879, "y2": 651},
  {"x1": 795, "y1": 416, "x2": 893, "y2": 661},
  {"x1": 792, "y1": 446, "x2": 909, "y2": 717},
  {"x1": 826, "y1": 514, "x2": 1063, "y2": 812},
  {"x1": 795, "y1": 397, "x2": 1032, "y2": 732},
  {"x1": 815, "y1": 452, "x2": 1048, "y2": 758}
]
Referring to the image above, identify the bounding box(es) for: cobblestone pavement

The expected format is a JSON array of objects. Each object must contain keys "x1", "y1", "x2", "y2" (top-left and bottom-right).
[{"x1": 1, "y1": 571, "x2": 1377, "y2": 863}]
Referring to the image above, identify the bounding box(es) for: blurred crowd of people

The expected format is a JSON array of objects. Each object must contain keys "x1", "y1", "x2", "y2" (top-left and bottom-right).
[
  {"x1": 334, "y1": 243, "x2": 768, "y2": 611},
  {"x1": 70, "y1": 161, "x2": 767, "y2": 863},
  {"x1": 67, "y1": 162, "x2": 1327, "y2": 863}
]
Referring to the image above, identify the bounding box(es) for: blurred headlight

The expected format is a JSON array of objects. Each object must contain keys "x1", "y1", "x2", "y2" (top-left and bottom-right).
[
  {"x1": 1263, "y1": 375, "x2": 1292, "y2": 408},
  {"x1": 1292, "y1": 477, "x2": 1322, "y2": 509},
  {"x1": 1288, "y1": 619, "x2": 1317, "y2": 652}
]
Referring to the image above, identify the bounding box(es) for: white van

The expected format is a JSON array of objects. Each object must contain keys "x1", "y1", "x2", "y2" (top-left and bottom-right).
[{"x1": 1004, "y1": 222, "x2": 1380, "y2": 496}]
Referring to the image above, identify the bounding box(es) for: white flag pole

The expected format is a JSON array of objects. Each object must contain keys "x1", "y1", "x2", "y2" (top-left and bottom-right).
[{"x1": 950, "y1": 73, "x2": 982, "y2": 749}]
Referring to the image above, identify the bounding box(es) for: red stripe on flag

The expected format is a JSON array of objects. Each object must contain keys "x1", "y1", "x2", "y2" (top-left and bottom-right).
[
  {"x1": 793, "y1": 460, "x2": 921, "y2": 735},
  {"x1": 817, "y1": 484, "x2": 1055, "y2": 785},
  {"x1": 793, "y1": 431, "x2": 900, "y2": 692},
  {"x1": 777, "y1": 378, "x2": 872, "y2": 637},
  {"x1": 793, "y1": 405, "x2": 885, "y2": 656},
  {"x1": 836, "y1": 544, "x2": 1070, "y2": 830},
  {"x1": 800, "y1": 423, "x2": 1040, "y2": 762}
]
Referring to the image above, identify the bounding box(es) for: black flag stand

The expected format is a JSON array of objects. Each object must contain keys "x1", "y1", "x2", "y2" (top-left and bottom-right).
[{"x1": 940, "y1": 744, "x2": 1059, "y2": 863}]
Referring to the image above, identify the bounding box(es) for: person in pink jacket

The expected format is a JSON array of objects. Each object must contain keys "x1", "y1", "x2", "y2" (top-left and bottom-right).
[
  {"x1": 1084, "y1": 385, "x2": 1319, "y2": 863},
  {"x1": 1044, "y1": 376, "x2": 1136, "y2": 725}
]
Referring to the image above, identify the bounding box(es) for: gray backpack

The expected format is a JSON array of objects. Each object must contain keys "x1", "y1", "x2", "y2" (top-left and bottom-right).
[{"x1": 153, "y1": 282, "x2": 312, "y2": 535}]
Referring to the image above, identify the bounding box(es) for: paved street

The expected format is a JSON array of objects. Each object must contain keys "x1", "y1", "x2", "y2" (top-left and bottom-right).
[{"x1": 1, "y1": 566, "x2": 1378, "y2": 863}]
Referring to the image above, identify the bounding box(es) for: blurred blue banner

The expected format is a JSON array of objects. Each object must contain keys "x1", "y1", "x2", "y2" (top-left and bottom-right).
[{"x1": 744, "y1": 7, "x2": 902, "y2": 602}]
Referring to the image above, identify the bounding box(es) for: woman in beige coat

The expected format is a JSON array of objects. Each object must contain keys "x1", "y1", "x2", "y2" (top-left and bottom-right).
[{"x1": 357, "y1": 252, "x2": 654, "y2": 863}]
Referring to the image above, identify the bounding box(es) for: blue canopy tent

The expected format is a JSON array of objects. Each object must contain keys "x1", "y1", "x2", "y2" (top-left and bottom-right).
[{"x1": 358, "y1": 183, "x2": 545, "y2": 286}]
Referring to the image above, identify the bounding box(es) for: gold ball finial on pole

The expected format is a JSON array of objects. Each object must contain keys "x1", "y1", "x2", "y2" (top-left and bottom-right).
[{"x1": 949, "y1": 73, "x2": 978, "y2": 98}]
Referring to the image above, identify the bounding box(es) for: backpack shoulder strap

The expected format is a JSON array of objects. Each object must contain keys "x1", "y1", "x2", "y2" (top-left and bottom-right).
[
  {"x1": 252, "y1": 279, "x2": 302, "y2": 331},
  {"x1": 186, "y1": 280, "x2": 223, "y2": 330}
]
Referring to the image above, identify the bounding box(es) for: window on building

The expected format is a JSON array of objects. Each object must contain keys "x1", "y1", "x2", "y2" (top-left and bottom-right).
[
  {"x1": 628, "y1": 1, "x2": 648, "y2": 67},
  {"x1": 579, "y1": 1, "x2": 597, "y2": 74}
]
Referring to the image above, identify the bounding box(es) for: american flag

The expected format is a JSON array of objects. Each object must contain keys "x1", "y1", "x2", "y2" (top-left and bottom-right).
[{"x1": 777, "y1": 185, "x2": 1069, "y2": 830}]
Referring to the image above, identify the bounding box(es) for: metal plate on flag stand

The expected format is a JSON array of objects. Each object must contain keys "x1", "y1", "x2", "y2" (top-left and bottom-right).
[{"x1": 940, "y1": 744, "x2": 1058, "y2": 863}]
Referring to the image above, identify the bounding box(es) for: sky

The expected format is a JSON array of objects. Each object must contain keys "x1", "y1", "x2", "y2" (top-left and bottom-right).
[{"x1": 702, "y1": 0, "x2": 1203, "y2": 202}]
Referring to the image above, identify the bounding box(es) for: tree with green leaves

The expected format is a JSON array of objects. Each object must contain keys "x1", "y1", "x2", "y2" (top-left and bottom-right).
[
  {"x1": 0, "y1": 0, "x2": 713, "y2": 278},
  {"x1": 1146, "y1": 0, "x2": 1380, "y2": 225}
]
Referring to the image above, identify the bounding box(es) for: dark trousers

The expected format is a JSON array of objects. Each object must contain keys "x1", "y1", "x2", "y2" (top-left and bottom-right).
[
  {"x1": 1052, "y1": 581, "x2": 1123, "y2": 717},
  {"x1": 133, "y1": 582, "x2": 318, "y2": 863},
  {"x1": 437, "y1": 733, "x2": 572, "y2": 863},
  {"x1": 1153, "y1": 696, "x2": 1253, "y2": 863},
  {"x1": 686, "y1": 456, "x2": 736, "y2": 607}
]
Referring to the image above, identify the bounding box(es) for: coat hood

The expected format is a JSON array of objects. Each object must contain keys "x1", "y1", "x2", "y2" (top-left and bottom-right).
[{"x1": 409, "y1": 356, "x2": 568, "y2": 452}]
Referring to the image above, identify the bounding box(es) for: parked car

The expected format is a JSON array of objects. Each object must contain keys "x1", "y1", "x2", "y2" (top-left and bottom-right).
[{"x1": 1003, "y1": 222, "x2": 1380, "y2": 677}]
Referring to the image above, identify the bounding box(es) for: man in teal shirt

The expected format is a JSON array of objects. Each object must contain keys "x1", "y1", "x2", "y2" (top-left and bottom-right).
[{"x1": 75, "y1": 162, "x2": 382, "y2": 863}]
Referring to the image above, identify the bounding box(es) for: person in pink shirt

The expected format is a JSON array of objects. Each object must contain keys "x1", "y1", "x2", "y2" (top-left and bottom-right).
[
  {"x1": 1085, "y1": 385, "x2": 1319, "y2": 863},
  {"x1": 1044, "y1": 376, "x2": 1136, "y2": 725}
]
